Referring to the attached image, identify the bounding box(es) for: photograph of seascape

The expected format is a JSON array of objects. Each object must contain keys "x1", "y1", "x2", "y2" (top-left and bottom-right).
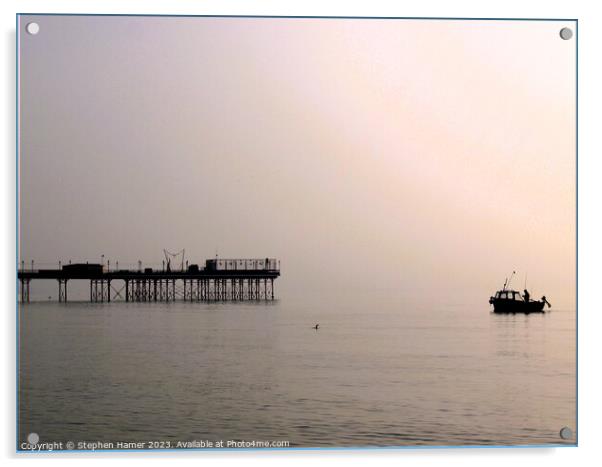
[{"x1": 17, "y1": 15, "x2": 576, "y2": 450}]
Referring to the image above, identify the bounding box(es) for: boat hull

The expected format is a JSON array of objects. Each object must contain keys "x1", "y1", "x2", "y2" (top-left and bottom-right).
[{"x1": 490, "y1": 299, "x2": 545, "y2": 314}]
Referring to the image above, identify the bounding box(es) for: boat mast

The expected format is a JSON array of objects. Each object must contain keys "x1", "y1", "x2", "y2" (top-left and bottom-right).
[{"x1": 506, "y1": 270, "x2": 516, "y2": 290}]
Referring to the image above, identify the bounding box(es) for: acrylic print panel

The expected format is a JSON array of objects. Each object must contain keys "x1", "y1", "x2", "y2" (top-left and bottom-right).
[{"x1": 17, "y1": 15, "x2": 576, "y2": 451}]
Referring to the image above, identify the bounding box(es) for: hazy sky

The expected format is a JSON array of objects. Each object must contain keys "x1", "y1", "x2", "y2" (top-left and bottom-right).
[{"x1": 18, "y1": 16, "x2": 576, "y2": 308}]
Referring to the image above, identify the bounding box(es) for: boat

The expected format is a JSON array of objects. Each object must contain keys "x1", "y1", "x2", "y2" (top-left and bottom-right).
[
  {"x1": 489, "y1": 272, "x2": 551, "y2": 313},
  {"x1": 488, "y1": 289, "x2": 548, "y2": 314}
]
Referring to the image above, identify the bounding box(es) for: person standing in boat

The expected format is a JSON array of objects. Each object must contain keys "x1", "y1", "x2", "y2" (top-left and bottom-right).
[{"x1": 523, "y1": 289, "x2": 530, "y2": 303}]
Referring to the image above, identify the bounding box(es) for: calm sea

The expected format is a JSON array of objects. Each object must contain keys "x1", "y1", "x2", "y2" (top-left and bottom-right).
[{"x1": 18, "y1": 293, "x2": 576, "y2": 449}]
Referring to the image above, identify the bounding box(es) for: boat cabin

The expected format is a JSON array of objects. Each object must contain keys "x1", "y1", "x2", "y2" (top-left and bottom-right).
[{"x1": 493, "y1": 290, "x2": 524, "y2": 301}]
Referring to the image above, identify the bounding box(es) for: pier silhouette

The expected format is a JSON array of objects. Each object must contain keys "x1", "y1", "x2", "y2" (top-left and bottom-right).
[{"x1": 18, "y1": 258, "x2": 280, "y2": 303}]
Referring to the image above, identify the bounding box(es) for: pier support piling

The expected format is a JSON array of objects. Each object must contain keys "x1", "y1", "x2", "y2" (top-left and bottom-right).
[
  {"x1": 19, "y1": 278, "x2": 30, "y2": 303},
  {"x1": 58, "y1": 279, "x2": 68, "y2": 303}
]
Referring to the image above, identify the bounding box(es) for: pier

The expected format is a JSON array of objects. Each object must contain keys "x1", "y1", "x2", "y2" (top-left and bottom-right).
[{"x1": 17, "y1": 258, "x2": 280, "y2": 303}]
